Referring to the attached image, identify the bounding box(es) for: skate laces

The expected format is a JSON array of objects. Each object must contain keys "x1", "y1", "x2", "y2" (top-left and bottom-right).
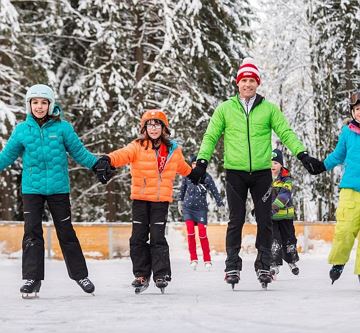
[
  {"x1": 135, "y1": 277, "x2": 147, "y2": 284},
  {"x1": 24, "y1": 279, "x2": 35, "y2": 286},
  {"x1": 78, "y1": 278, "x2": 91, "y2": 287},
  {"x1": 257, "y1": 269, "x2": 270, "y2": 276},
  {"x1": 225, "y1": 270, "x2": 240, "y2": 279}
]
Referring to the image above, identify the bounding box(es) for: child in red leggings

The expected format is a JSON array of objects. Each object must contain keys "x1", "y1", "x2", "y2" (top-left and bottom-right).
[{"x1": 178, "y1": 156, "x2": 224, "y2": 270}]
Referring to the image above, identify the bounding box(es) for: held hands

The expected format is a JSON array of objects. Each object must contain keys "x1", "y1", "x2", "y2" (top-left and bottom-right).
[
  {"x1": 93, "y1": 155, "x2": 115, "y2": 184},
  {"x1": 187, "y1": 159, "x2": 208, "y2": 184},
  {"x1": 297, "y1": 152, "x2": 326, "y2": 175}
]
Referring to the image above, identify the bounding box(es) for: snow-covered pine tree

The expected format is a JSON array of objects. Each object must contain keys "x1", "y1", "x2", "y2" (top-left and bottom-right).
[
  {"x1": 253, "y1": 0, "x2": 317, "y2": 221},
  {"x1": 62, "y1": 0, "x2": 253, "y2": 222},
  {"x1": 308, "y1": 0, "x2": 360, "y2": 220}
]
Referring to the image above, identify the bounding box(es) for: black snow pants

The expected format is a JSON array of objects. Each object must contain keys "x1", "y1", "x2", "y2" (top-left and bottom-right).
[
  {"x1": 22, "y1": 194, "x2": 88, "y2": 280},
  {"x1": 271, "y1": 219, "x2": 299, "y2": 266},
  {"x1": 130, "y1": 200, "x2": 171, "y2": 281},
  {"x1": 225, "y1": 169, "x2": 273, "y2": 272}
]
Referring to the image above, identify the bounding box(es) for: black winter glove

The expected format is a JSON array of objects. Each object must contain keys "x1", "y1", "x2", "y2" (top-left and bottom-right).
[
  {"x1": 297, "y1": 152, "x2": 326, "y2": 175},
  {"x1": 93, "y1": 155, "x2": 116, "y2": 184},
  {"x1": 187, "y1": 159, "x2": 208, "y2": 185}
]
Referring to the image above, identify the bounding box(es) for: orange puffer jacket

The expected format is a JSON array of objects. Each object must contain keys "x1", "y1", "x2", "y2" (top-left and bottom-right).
[{"x1": 108, "y1": 139, "x2": 192, "y2": 202}]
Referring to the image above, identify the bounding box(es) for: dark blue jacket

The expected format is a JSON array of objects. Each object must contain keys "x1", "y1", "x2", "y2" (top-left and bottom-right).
[{"x1": 179, "y1": 173, "x2": 223, "y2": 211}]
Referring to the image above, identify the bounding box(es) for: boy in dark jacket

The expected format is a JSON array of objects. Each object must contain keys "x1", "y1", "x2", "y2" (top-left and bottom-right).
[
  {"x1": 178, "y1": 156, "x2": 224, "y2": 270},
  {"x1": 270, "y1": 149, "x2": 299, "y2": 276}
]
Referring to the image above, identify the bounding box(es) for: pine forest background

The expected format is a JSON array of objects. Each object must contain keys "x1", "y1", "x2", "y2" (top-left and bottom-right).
[{"x1": 0, "y1": 0, "x2": 359, "y2": 222}]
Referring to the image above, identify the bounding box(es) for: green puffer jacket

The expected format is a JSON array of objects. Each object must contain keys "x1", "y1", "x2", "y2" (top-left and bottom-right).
[{"x1": 197, "y1": 94, "x2": 306, "y2": 171}]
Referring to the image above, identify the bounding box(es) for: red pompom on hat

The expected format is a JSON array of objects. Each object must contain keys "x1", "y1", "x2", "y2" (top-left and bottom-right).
[{"x1": 236, "y1": 57, "x2": 261, "y2": 85}]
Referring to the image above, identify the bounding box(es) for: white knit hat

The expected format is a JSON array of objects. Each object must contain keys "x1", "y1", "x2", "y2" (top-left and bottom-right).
[{"x1": 236, "y1": 57, "x2": 261, "y2": 85}]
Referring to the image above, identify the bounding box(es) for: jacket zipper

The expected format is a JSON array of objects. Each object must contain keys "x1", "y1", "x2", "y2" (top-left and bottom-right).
[
  {"x1": 155, "y1": 146, "x2": 175, "y2": 200},
  {"x1": 245, "y1": 102, "x2": 252, "y2": 173}
]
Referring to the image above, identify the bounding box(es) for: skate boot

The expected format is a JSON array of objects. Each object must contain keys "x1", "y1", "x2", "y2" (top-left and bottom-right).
[
  {"x1": 190, "y1": 260, "x2": 198, "y2": 271},
  {"x1": 20, "y1": 279, "x2": 41, "y2": 299},
  {"x1": 257, "y1": 270, "x2": 272, "y2": 290},
  {"x1": 204, "y1": 261, "x2": 212, "y2": 271},
  {"x1": 132, "y1": 277, "x2": 149, "y2": 294},
  {"x1": 329, "y1": 265, "x2": 344, "y2": 285},
  {"x1": 225, "y1": 270, "x2": 240, "y2": 290},
  {"x1": 155, "y1": 276, "x2": 170, "y2": 294},
  {"x1": 76, "y1": 277, "x2": 95, "y2": 294},
  {"x1": 288, "y1": 263, "x2": 299, "y2": 275},
  {"x1": 270, "y1": 265, "x2": 280, "y2": 276}
]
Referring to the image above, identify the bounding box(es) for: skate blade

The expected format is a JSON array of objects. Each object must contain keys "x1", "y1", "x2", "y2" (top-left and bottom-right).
[
  {"x1": 22, "y1": 292, "x2": 39, "y2": 299},
  {"x1": 160, "y1": 287, "x2": 165, "y2": 294},
  {"x1": 134, "y1": 284, "x2": 149, "y2": 295},
  {"x1": 261, "y1": 282, "x2": 268, "y2": 290}
]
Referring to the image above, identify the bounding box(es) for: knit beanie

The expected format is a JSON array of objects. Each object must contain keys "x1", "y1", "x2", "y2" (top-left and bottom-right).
[
  {"x1": 236, "y1": 57, "x2": 261, "y2": 85},
  {"x1": 271, "y1": 149, "x2": 284, "y2": 166}
]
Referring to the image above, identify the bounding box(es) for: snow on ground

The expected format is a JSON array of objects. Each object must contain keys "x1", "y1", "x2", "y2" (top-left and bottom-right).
[{"x1": 0, "y1": 226, "x2": 360, "y2": 333}]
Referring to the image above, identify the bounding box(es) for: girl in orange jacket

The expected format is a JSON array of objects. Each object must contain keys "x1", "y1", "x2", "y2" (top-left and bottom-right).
[{"x1": 96, "y1": 110, "x2": 193, "y2": 293}]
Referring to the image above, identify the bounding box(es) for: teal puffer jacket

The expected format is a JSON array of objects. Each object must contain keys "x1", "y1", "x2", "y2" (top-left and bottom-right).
[{"x1": 0, "y1": 114, "x2": 98, "y2": 195}]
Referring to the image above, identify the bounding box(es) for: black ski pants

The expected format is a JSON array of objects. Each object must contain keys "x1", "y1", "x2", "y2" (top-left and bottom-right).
[
  {"x1": 22, "y1": 194, "x2": 88, "y2": 280},
  {"x1": 271, "y1": 219, "x2": 299, "y2": 266},
  {"x1": 225, "y1": 169, "x2": 273, "y2": 272},
  {"x1": 130, "y1": 200, "x2": 171, "y2": 281}
]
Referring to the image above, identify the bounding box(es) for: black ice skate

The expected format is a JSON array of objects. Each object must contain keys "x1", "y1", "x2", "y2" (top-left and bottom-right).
[
  {"x1": 225, "y1": 270, "x2": 240, "y2": 290},
  {"x1": 20, "y1": 279, "x2": 41, "y2": 299},
  {"x1": 257, "y1": 270, "x2": 272, "y2": 290},
  {"x1": 76, "y1": 277, "x2": 95, "y2": 294},
  {"x1": 329, "y1": 265, "x2": 344, "y2": 285},
  {"x1": 132, "y1": 277, "x2": 149, "y2": 294},
  {"x1": 288, "y1": 263, "x2": 299, "y2": 275},
  {"x1": 155, "y1": 276, "x2": 170, "y2": 294}
]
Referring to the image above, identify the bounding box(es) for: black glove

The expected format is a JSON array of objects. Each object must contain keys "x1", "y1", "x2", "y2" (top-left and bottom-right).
[
  {"x1": 93, "y1": 155, "x2": 115, "y2": 184},
  {"x1": 187, "y1": 159, "x2": 208, "y2": 185},
  {"x1": 297, "y1": 152, "x2": 326, "y2": 175}
]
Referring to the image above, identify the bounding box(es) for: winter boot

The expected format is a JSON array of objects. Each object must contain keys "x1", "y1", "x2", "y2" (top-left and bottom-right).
[
  {"x1": 329, "y1": 265, "x2": 345, "y2": 284},
  {"x1": 76, "y1": 277, "x2": 95, "y2": 294},
  {"x1": 20, "y1": 280, "x2": 41, "y2": 298},
  {"x1": 288, "y1": 263, "x2": 300, "y2": 275}
]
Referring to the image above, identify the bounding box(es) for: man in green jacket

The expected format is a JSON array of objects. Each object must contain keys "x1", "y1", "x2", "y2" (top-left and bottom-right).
[{"x1": 188, "y1": 57, "x2": 324, "y2": 288}]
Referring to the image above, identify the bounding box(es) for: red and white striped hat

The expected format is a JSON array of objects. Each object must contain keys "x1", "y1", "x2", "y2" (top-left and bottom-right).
[{"x1": 236, "y1": 57, "x2": 261, "y2": 85}]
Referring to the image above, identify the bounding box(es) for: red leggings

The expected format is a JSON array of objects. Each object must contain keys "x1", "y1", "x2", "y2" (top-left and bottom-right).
[{"x1": 185, "y1": 220, "x2": 211, "y2": 262}]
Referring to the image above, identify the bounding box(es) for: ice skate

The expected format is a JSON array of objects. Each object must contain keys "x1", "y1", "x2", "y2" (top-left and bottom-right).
[
  {"x1": 204, "y1": 261, "x2": 212, "y2": 271},
  {"x1": 132, "y1": 277, "x2": 149, "y2": 294},
  {"x1": 190, "y1": 260, "x2": 198, "y2": 271},
  {"x1": 329, "y1": 265, "x2": 344, "y2": 285},
  {"x1": 155, "y1": 277, "x2": 169, "y2": 294},
  {"x1": 20, "y1": 280, "x2": 41, "y2": 299},
  {"x1": 225, "y1": 270, "x2": 240, "y2": 290},
  {"x1": 270, "y1": 266, "x2": 279, "y2": 276},
  {"x1": 288, "y1": 263, "x2": 299, "y2": 275},
  {"x1": 257, "y1": 270, "x2": 272, "y2": 290},
  {"x1": 76, "y1": 277, "x2": 95, "y2": 295}
]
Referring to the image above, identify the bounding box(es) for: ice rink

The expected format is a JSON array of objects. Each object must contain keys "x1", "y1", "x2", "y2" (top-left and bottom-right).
[{"x1": 1, "y1": 226, "x2": 359, "y2": 333}]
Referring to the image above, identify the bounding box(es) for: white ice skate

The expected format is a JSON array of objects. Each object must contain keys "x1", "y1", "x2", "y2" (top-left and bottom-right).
[
  {"x1": 190, "y1": 260, "x2": 198, "y2": 270},
  {"x1": 204, "y1": 261, "x2": 212, "y2": 271}
]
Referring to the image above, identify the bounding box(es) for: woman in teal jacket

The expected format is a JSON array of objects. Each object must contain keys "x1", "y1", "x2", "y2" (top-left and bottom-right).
[
  {"x1": 0, "y1": 84, "x2": 98, "y2": 297},
  {"x1": 319, "y1": 91, "x2": 360, "y2": 285}
]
